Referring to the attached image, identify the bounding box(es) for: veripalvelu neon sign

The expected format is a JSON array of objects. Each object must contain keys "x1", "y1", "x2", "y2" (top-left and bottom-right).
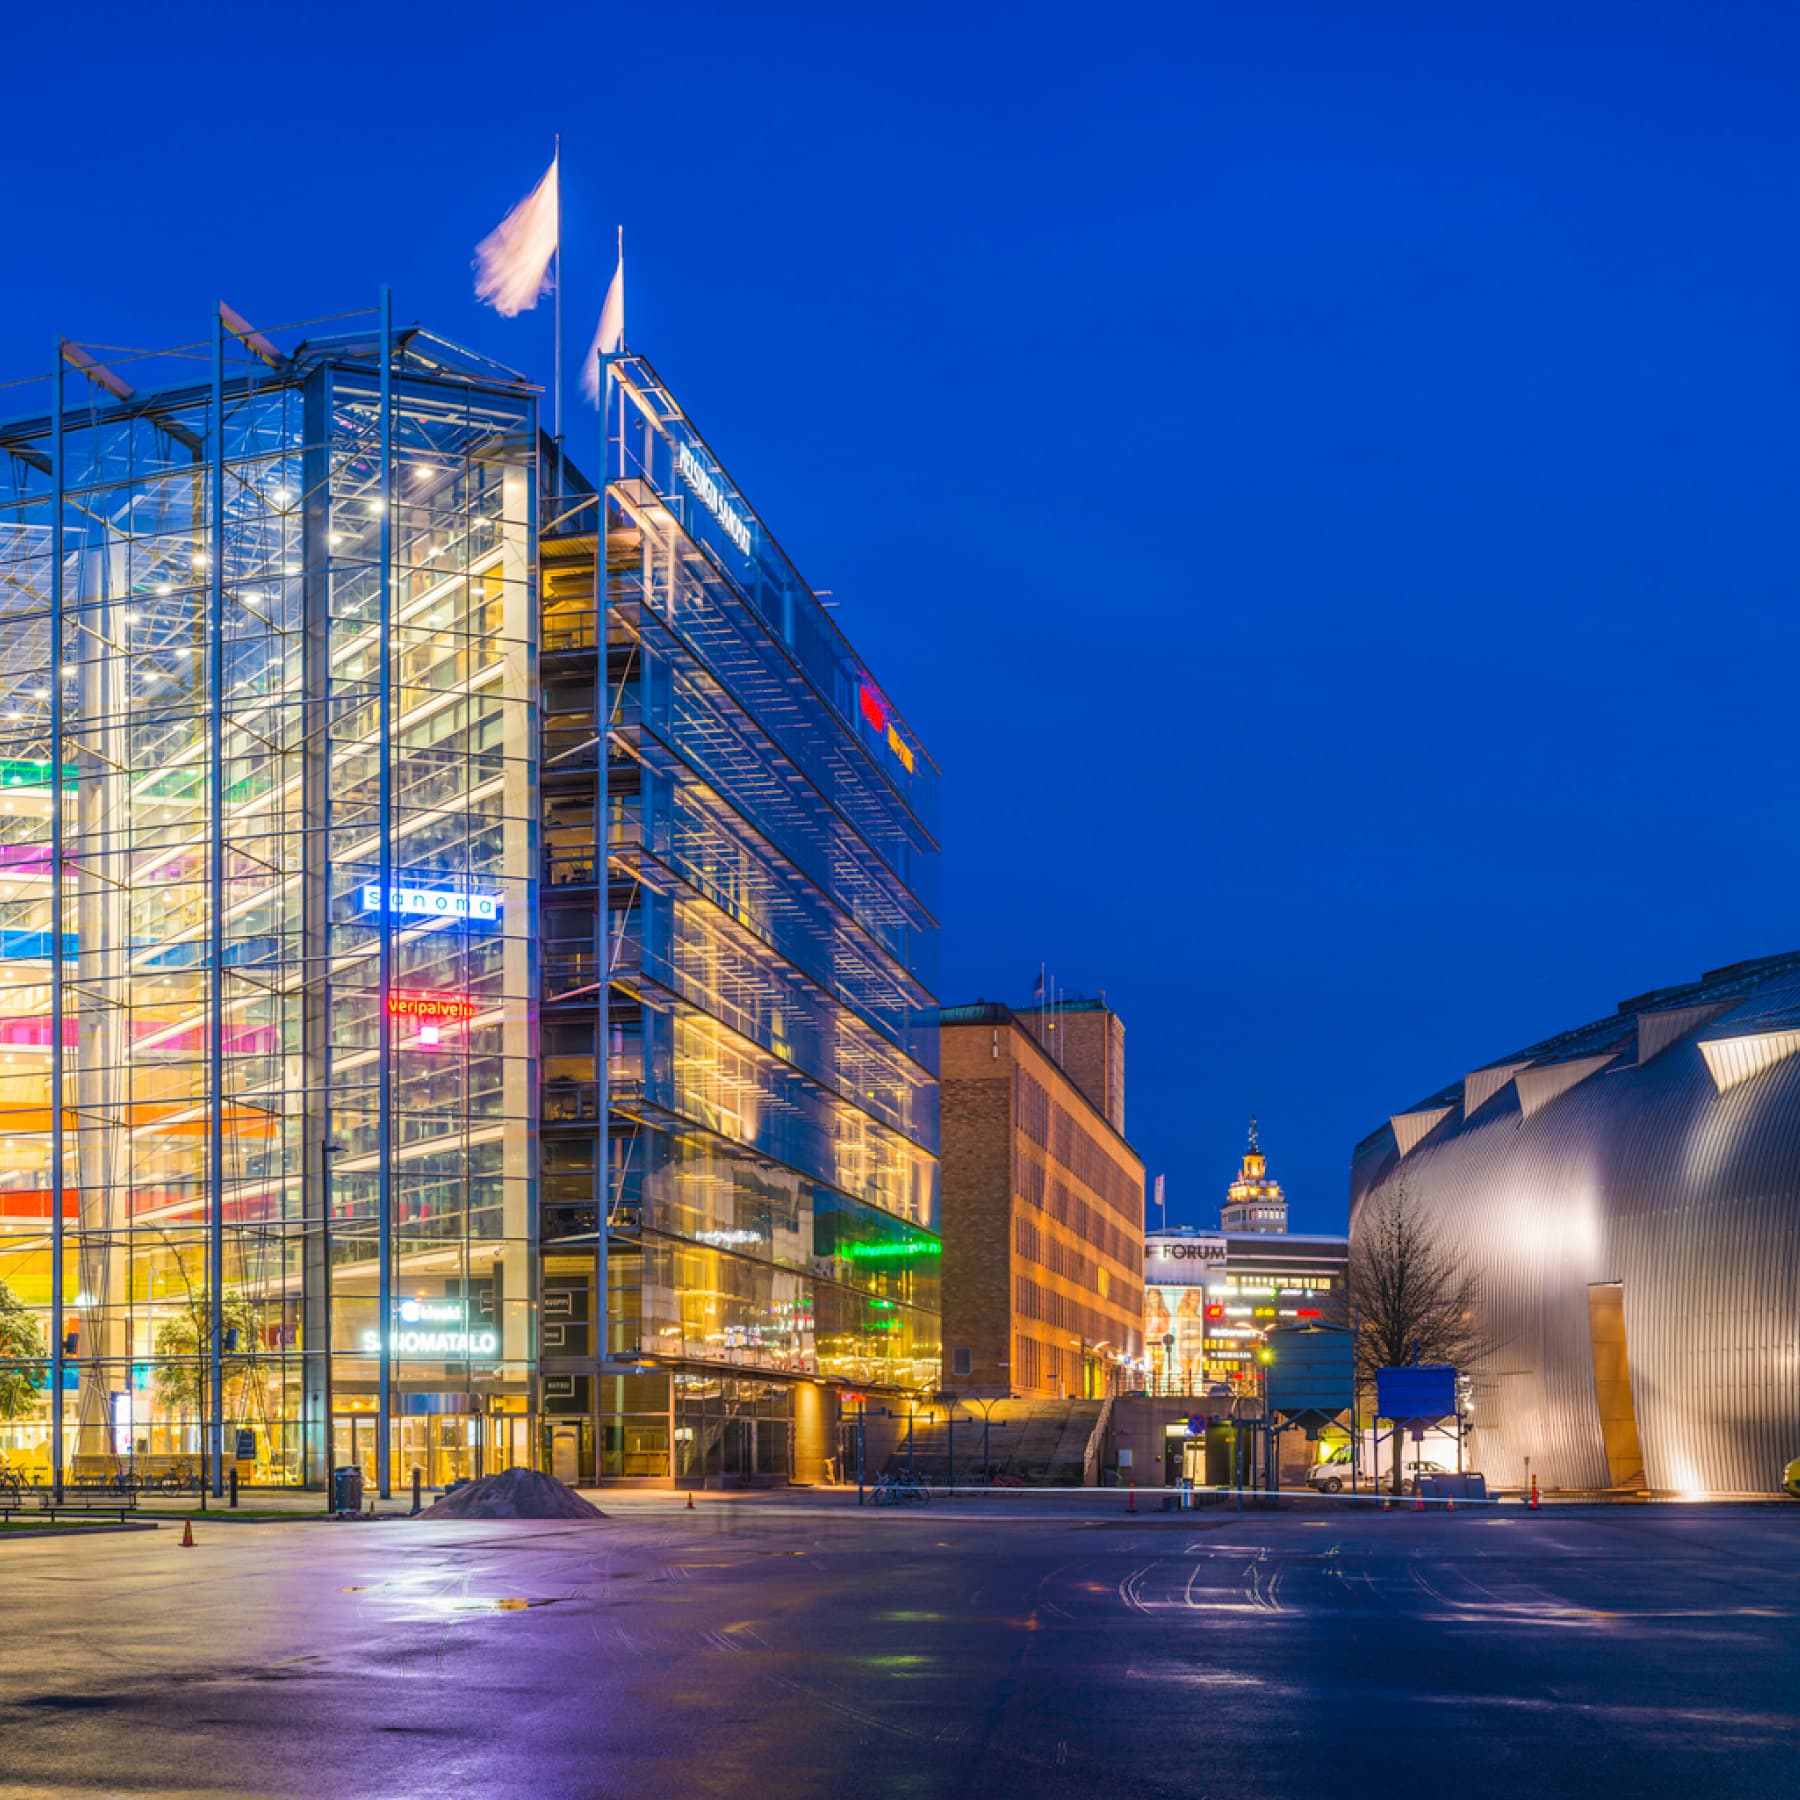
[
  {"x1": 388, "y1": 991, "x2": 479, "y2": 1050},
  {"x1": 387, "y1": 993, "x2": 479, "y2": 1021}
]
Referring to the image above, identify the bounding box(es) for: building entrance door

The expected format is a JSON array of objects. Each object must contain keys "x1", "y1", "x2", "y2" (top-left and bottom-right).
[
  {"x1": 490, "y1": 1414, "x2": 532, "y2": 1474},
  {"x1": 1586, "y1": 1282, "x2": 1647, "y2": 1490},
  {"x1": 551, "y1": 1426, "x2": 580, "y2": 1484},
  {"x1": 330, "y1": 1416, "x2": 379, "y2": 1490},
  {"x1": 331, "y1": 1413, "x2": 523, "y2": 1492},
  {"x1": 393, "y1": 1416, "x2": 478, "y2": 1489},
  {"x1": 719, "y1": 1411, "x2": 755, "y2": 1483}
]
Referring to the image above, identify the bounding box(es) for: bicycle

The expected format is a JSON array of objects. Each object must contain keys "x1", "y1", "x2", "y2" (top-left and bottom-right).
[
  {"x1": 0, "y1": 1453, "x2": 47, "y2": 1502},
  {"x1": 159, "y1": 1461, "x2": 203, "y2": 1495},
  {"x1": 872, "y1": 1471, "x2": 931, "y2": 1507}
]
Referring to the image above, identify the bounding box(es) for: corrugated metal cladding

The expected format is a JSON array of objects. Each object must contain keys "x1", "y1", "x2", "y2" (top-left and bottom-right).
[{"x1": 1352, "y1": 952, "x2": 1800, "y2": 1496}]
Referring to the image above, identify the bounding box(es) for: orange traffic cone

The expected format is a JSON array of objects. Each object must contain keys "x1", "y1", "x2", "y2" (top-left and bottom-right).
[
  {"x1": 685, "y1": 1491, "x2": 695, "y2": 1511},
  {"x1": 1529, "y1": 1474, "x2": 1539, "y2": 1510},
  {"x1": 1446, "y1": 1492, "x2": 1455, "y2": 1512},
  {"x1": 1126, "y1": 1481, "x2": 1136, "y2": 1514},
  {"x1": 181, "y1": 1519, "x2": 194, "y2": 1547},
  {"x1": 1414, "y1": 1487, "x2": 1425, "y2": 1513}
]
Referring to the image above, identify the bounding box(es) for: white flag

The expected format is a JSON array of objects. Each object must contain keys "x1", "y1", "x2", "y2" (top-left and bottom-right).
[
  {"x1": 474, "y1": 157, "x2": 559, "y2": 317},
  {"x1": 581, "y1": 232, "x2": 625, "y2": 403}
]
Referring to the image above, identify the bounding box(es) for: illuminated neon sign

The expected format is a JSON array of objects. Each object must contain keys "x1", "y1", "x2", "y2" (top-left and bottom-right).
[
  {"x1": 676, "y1": 443, "x2": 753, "y2": 556},
  {"x1": 843, "y1": 1238, "x2": 940, "y2": 1261},
  {"x1": 389, "y1": 991, "x2": 478, "y2": 1049},
  {"x1": 0, "y1": 759, "x2": 76, "y2": 790},
  {"x1": 360, "y1": 885, "x2": 500, "y2": 923},
  {"x1": 388, "y1": 993, "x2": 478, "y2": 1021},
  {"x1": 856, "y1": 683, "x2": 916, "y2": 775},
  {"x1": 360, "y1": 1297, "x2": 498, "y2": 1357}
]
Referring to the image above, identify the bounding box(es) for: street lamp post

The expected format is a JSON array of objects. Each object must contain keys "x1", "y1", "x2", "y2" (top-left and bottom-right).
[
  {"x1": 967, "y1": 1394, "x2": 1007, "y2": 1486},
  {"x1": 321, "y1": 1140, "x2": 344, "y2": 1506}
]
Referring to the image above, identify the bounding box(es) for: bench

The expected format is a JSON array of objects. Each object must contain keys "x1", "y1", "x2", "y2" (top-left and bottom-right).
[
  {"x1": 43, "y1": 1485, "x2": 140, "y2": 1509},
  {"x1": 0, "y1": 1486, "x2": 141, "y2": 1524}
]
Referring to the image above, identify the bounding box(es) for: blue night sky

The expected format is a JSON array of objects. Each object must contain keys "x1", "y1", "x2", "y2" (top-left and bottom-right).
[{"x1": 7, "y1": 3, "x2": 1798, "y2": 1233}]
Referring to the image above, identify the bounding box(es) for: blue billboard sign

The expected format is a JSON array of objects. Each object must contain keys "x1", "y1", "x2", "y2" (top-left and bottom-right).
[{"x1": 1375, "y1": 1364, "x2": 1458, "y2": 1423}]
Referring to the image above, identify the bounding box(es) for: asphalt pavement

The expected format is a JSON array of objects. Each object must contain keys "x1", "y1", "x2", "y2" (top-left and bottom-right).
[{"x1": 0, "y1": 1494, "x2": 1793, "y2": 1799}]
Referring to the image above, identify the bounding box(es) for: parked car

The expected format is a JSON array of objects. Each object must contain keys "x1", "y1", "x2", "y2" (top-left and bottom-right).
[
  {"x1": 1399, "y1": 1459, "x2": 1452, "y2": 1495},
  {"x1": 1307, "y1": 1455, "x2": 1353, "y2": 1494},
  {"x1": 1308, "y1": 1457, "x2": 1454, "y2": 1495}
]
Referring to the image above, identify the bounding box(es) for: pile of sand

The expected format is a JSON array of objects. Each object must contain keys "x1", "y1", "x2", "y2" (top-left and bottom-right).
[{"x1": 418, "y1": 1468, "x2": 606, "y2": 1521}]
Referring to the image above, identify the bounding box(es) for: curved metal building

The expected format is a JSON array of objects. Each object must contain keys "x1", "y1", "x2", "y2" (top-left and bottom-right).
[{"x1": 1351, "y1": 952, "x2": 1800, "y2": 1496}]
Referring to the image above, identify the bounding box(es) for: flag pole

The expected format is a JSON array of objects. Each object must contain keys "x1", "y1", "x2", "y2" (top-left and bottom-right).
[
  {"x1": 614, "y1": 225, "x2": 624, "y2": 472},
  {"x1": 552, "y1": 133, "x2": 564, "y2": 457},
  {"x1": 593, "y1": 229, "x2": 623, "y2": 1432},
  {"x1": 595, "y1": 339, "x2": 611, "y2": 1432}
]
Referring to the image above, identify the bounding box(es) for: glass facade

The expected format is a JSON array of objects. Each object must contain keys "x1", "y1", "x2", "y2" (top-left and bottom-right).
[
  {"x1": 0, "y1": 308, "x2": 537, "y2": 1494},
  {"x1": 540, "y1": 354, "x2": 940, "y2": 1482},
  {"x1": 0, "y1": 311, "x2": 934, "y2": 1494}
]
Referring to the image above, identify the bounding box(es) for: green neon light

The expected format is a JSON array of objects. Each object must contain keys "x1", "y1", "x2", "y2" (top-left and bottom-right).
[
  {"x1": 0, "y1": 760, "x2": 76, "y2": 790},
  {"x1": 843, "y1": 1239, "x2": 940, "y2": 1261}
]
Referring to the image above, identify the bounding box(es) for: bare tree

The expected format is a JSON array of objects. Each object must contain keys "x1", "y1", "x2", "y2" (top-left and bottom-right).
[
  {"x1": 1347, "y1": 1181, "x2": 1485, "y2": 1493},
  {"x1": 149, "y1": 1230, "x2": 270, "y2": 1477}
]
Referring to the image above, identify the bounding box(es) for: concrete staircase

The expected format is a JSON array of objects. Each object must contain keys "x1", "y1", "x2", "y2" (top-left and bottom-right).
[{"x1": 871, "y1": 1399, "x2": 1107, "y2": 1487}]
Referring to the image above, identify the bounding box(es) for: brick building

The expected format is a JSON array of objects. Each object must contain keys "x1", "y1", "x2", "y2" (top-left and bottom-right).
[{"x1": 939, "y1": 1000, "x2": 1145, "y2": 1398}]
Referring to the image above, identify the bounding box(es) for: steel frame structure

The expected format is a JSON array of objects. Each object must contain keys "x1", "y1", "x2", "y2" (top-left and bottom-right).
[{"x1": 0, "y1": 302, "x2": 539, "y2": 1492}]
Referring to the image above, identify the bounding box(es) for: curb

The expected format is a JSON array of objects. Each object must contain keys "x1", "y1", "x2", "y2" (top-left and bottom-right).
[{"x1": 0, "y1": 1521, "x2": 162, "y2": 1542}]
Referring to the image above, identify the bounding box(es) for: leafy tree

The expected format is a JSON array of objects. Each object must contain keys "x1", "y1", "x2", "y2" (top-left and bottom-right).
[
  {"x1": 1347, "y1": 1181, "x2": 1486, "y2": 1493},
  {"x1": 152, "y1": 1289, "x2": 266, "y2": 1414},
  {"x1": 0, "y1": 1277, "x2": 46, "y2": 1421}
]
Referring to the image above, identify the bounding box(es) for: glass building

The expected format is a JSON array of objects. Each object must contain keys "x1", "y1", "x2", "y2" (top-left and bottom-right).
[
  {"x1": 539, "y1": 354, "x2": 940, "y2": 1485},
  {"x1": 0, "y1": 303, "x2": 538, "y2": 1496},
  {"x1": 0, "y1": 302, "x2": 938, "y2": 1493}
]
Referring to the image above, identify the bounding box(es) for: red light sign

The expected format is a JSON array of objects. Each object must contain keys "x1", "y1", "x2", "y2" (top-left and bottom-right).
[
  {"x1": 1297, "y1": 1308, "x2": 1321, "y2": 1318},
  {"x1": 1205, "y1": 1304, "x2": 1224, "y2": 1319},
  {"x1": 857, "y1": 680, "x2": 914, "y2": 772},
  {"x1": 388, "y1": 992, "x2": 478, "y2": 1022}
]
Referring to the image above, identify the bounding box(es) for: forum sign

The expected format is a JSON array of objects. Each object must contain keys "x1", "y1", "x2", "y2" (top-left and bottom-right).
[{"x1": 1144, "y1": 1234, "x2": 1227, "y2": 1286}]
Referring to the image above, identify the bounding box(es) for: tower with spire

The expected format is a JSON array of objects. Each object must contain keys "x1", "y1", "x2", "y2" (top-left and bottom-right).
[{"x1": 1220, "y1": 1115, "x2": 1288, "y2": 1233}]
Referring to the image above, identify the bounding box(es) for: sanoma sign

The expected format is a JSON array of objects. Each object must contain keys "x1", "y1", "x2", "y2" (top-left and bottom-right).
[{"x1": 359, "y1": 1297, "x2": 498, "y2": 1358}]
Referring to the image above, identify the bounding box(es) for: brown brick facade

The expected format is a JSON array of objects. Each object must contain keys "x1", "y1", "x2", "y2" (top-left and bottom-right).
[
  {"x1": 1019, "y1": 1002, "x2": 1127, "y2": 1135},
  {"x1": 940, "y1": 1008, "x2": 1145, "y2": 1399}
]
